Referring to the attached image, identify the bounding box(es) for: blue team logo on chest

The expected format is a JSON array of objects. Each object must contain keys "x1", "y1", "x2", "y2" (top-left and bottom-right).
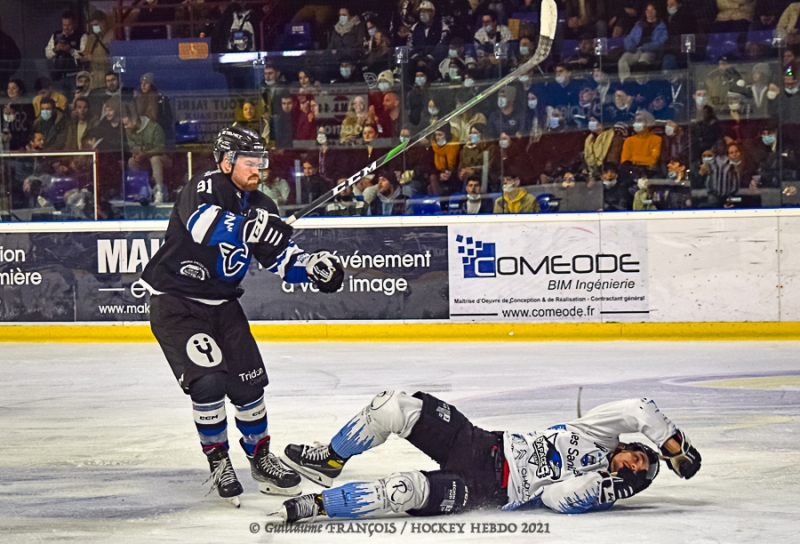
[
  {"x1": 218, "y1": 242, "x2": 251, "y2": 281},
  {"x1": 529, "y1": 433, "x2": 563, "y2": 481}
]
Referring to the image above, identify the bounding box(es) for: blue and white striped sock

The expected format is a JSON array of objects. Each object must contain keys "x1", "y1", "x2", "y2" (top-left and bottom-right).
[
  {"x1": 235, "y1": 395, "x2": 268, "y2": 455},
  {"x1": 193, "y1": 399, "x2": 228, "y2": 452}
]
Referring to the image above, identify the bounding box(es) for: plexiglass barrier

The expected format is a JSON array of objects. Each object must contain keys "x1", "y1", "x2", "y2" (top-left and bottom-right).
[{"x1": 2, "y1": 41, "x2": 799, "y2": 221}]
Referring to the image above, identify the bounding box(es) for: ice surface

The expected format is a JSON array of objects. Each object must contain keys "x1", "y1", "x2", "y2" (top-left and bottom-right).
[{"x1": 1, "y1": 341, "x2": 799, "y2": 543}]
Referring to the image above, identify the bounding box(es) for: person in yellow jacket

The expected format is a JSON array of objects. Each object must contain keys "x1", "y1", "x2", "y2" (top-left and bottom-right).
[
  {"x1": 620, "y1": 110, "x2": 661, "y2": 171},
  {"x1": 494, "y1": 175, "x2": 540, "y2": 213}
]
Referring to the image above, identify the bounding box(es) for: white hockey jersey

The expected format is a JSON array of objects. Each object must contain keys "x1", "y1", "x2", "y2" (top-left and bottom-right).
[{"x1": 502, "y1": 398, "x2": 678, "y2": 514}]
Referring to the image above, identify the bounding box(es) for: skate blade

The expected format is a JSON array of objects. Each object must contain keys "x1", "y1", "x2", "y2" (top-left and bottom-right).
[
  {"x1": 258, "y1": 481, "x2": 302, "y2": 497},
  {"x1": 226, "y1": 495, "x2": 241, "y2": 508},
  {"x1": 283, "y1": 458, "x2": 335, "y2": 488}
]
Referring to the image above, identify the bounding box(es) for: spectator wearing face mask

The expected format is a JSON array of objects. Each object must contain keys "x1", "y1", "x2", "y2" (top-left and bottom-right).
[
  {"x1": 82, "y1": 11, "x2": 114, "y2": 90},
  {"x1": 632, "y1": 176, "x2": 657, "y2": 210},
  {"x1": 662, "y1": 0, "x2": 695, "y2": 69},
  {"x1": 407, "y1": 66, "x2": 435, "y2": 128},
  {"x1": 333, "y1": 57, "x2": 361, "y2": 84},
  {"x1": 583, "y1": 118, "x2": 616, "y2": 179},
  {"x1": 748, "y1": 122, "x2": 789, "y2": 188},
  {"x1": 431, "y1": 124, "x2": 461, "y2": 193},
  {"x1": 524, "y1": 87, "x2": 546, "y2": 144},
  {"x1": 32, "y1": 97, "x2": 68, "y2": 150},
  {"x1": 488, "y1": 86, "x2": 526, "y2": 139},
  {"x1": 600, "y1": 163, "x2": 635, "y2": 211},
  {"x1": 660, "y1": 121, "x2": 689, "y2": 173},
  {"x1": 439, "y1": 37, "x2": 467, "y2": 79},
  {"x1": 364, "y1": 30, "x2": 393, "y2": 75},
  {"x1": 545, "y1": 65, "x2": 578, "y2": 112},
  {"x1": 473, "y1": 10, "x2": 512, "y2": 50},
  {"x1": 451, "y1": 90, "x2": 487, "y2": 143},
  {"x1": 691, "y1": 104, "x2": 723, "y2": 160},
  {"x1": 409, "y1": 1, "x2": 451, "y2": 63},
  {"x1": 621, "y1": 110, "x2": 662, "y2": 171},
  {"x1": 494, "y1": 173, "x2": 539, "y2": 213},
  {"x1": 451, "y1": 174, "x2": 494, "y2": 214},
  {"x1": 368, "y1": 70, "x2": 394, "y2": 122},
  {"x1": 328, "y1": 7, "x2": 366, "y2": 57},
  {"x1": 458, "y1": 123, "x2": 498, "y2": 180},
  {"x1": 33, "y1": 78, "x2": 68, "y2": 119}
]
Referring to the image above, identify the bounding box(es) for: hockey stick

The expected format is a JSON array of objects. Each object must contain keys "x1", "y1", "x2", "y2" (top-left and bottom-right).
[{"x1": 284, "y1": 0, "x2": 558, "y2": 225}]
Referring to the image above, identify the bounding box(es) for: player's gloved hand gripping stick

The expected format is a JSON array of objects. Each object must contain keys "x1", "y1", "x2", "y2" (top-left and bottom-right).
[{"x1": 282, "y1": 0, "x2": 559, "y2": 226}]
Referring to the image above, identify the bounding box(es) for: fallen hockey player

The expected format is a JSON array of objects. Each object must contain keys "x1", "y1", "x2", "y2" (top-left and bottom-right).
[{"x1": 273, "y1": 391, "x2": 701, "y2": 521}]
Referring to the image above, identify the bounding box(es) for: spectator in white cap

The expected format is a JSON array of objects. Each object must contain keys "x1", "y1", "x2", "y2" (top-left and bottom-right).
[{"x1": 409, "y1": 1, "x2": 451, "y2": 63}]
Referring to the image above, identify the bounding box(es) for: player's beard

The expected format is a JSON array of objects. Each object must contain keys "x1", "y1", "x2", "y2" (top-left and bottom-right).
[{"x1": 244, "y1": 175, "x2": 259, "y2": 191}]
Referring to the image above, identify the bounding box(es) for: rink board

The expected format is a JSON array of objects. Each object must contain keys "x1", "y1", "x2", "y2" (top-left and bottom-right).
[{"x1": 1, "y1": 209, "x2": 800, "y2": 340}]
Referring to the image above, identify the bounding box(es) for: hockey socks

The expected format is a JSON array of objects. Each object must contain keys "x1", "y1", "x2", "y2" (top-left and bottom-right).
[
  {"x1": 234, "y1": 395, "x2": 268, "y2": 455},
  {"x1": 193, "y1": 399, "x2": 228, "y2": 452}
]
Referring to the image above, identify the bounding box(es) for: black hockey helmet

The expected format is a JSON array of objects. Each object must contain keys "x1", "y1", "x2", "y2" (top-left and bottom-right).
[
  {"x1": 627, "y1": 441, "x2": 661, "y2": 482},
  {"x1": 213, "y1": 126, "x2": 269, "y2": 169}
]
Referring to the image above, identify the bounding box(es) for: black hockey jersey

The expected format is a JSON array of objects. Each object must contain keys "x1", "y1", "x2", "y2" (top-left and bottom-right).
[{"x1": 141, "y1": 169, "x2": 309, "y2": 300}]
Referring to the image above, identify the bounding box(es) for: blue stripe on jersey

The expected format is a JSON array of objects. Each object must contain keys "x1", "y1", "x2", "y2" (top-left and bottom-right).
[
  {"x1": 283, "y1": 262, "x2": 309, "y2": 284},
  {"x1": 208, "y1": 211, "x2": 244, "y2": 246}
]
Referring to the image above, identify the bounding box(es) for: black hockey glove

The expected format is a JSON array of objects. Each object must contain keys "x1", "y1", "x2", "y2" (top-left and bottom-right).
[
  {"x1": 661, "y1": 430, "x2": 701, "y2": 479},
  {"x1": 305, "y1": 251, "x2": 344, "y2": 293},
  {"x1": 242, "y1": 208, "x2": 293, "y2": 246},
  {"x1": 599, "y1": 468, "x2": 651, "y2": 504}
]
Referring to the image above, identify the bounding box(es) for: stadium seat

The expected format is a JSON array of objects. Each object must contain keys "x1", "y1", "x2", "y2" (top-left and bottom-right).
[
  {"x1": 409, "y1": 195, "x2": 443, "y2": 215},
  {"x1": 175, "y1": 120, "x2": 201, "y2": 144},
  {"x1": 47, "y1": 177, "x2": 79, "y2": 205},
  {"x1": 534, "y1": 193, "x2": 560, "y2": 212},
  {"x1": 560, "y1": 40, "x2": 579, "y2": 60},
  {"x1": 511, "y1": 12, "x2": 539, "y2": 25},
  {"x1": 124, "y1": 171, "x2": 151, "y2": 202},
  {"x1": 706, "y1": 33, "x2": 740, "y2": 63},
  {"x1": 282, "y1": 23, "x2": 311, "y2": 50},
  {"x1": 746, "y1": 29, "x2": 774, "y2": 48}
]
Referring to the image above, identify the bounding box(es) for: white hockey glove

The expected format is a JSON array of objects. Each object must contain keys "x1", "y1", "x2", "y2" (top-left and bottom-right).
[
  {"x1": 242, "y1": 208, "x2": 292, "y2": 246},
  {"x1": 661, "y1": 430, "x2": 702, "y2": 479},
  {"x1": 305, "y1": 251, "x2": 344, "y2": 293}
]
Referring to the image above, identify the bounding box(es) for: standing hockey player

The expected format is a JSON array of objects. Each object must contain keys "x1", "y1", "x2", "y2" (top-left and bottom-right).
[
  {"x1": 141, "y1": 126, "x2": 344, "y2": 507},
  {"x1": 275, "y1": 392, "x2": 701, "y2": 521}
]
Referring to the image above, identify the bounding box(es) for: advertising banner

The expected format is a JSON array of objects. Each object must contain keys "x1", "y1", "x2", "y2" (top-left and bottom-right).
[
  {"x1": 0, "y1": 226, "x2": 448, "y2": 322},
  {"x1": 447, "y1": 221, "x2": 649, "y2": 322}
]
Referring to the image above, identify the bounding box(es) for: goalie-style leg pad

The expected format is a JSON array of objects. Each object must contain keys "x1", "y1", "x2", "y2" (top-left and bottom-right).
[
  {"x1": 321, "y1": 471, "x2": 430, "y2": 519},
  {"x1": 329, "y1": 391, "x2": 422, "y2": 459}
]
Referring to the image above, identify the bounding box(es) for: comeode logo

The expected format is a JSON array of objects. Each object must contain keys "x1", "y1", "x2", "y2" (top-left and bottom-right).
[
  {"x1": 456, "y1": 235, "x2": 496, "y2": 278},
  {"x1": 454, "y1": 234, "x2": 640, "y2": 278}
]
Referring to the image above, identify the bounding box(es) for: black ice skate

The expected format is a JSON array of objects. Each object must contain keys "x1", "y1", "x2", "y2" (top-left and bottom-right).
[
  {"x1": 272, "y1": 493, "x2": 325, "y2": 523},
  {"x1": 204, "y1": 445, "x2": 243, "y2": 507},
  {"x1": 242, "y1": 437, "x2": 301, "y2": 496},
  {"x1": 283, "y1": 443, "x2": 346, "y2": 488}
]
